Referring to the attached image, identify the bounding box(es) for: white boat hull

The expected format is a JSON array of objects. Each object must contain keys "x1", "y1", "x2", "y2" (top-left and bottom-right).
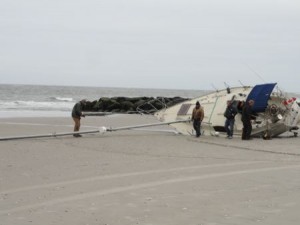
[{"x1": 155, "y1": 84, "x2": 300, "y2": 138}]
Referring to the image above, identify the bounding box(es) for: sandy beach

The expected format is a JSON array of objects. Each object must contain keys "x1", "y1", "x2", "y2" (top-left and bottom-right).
[{"x1": 1, "y1": 114, "x2": 300, "y2": 225}]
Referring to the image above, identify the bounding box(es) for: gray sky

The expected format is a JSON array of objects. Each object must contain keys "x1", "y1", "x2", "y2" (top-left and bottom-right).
[{"x1": 0, "y1": 0, "x2": 299, "y2": 91}]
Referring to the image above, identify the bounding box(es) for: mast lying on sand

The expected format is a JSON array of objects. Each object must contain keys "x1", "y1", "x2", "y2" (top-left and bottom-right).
[{"x1": 0, "y1": 119, "x2": 190, "y2": 141}]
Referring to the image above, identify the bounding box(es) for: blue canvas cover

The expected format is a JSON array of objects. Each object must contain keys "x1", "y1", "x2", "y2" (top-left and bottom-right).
[{"x1": 246, "y1": 83, "x2": 277, "y2": 113}]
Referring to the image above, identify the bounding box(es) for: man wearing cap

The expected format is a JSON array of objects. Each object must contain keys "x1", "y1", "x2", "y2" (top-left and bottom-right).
[
  {"x1": 71, "y1": 99, "x2": 87, "y2": 137},
  {"x1": 191, "y1": 101, "x2": 204, "y2": 137}
]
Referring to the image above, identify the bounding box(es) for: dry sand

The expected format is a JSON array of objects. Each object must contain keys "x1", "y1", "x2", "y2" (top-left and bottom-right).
[{"x1": 1, "y1": 114, "x2": 300, "y2": 225}]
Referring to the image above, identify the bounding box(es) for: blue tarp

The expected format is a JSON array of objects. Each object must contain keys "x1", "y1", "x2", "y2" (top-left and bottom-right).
[{"x1": 246, "y1": 83, "x2": 277, "y2": 113}]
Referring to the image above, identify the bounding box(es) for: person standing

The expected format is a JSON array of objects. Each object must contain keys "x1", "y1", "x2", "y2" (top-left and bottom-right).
[
  {"x1": 191, "y1": 101, "x2": 204, "y2": 137},
  {"x1": 241, "y1": 99, "x2": 255, "y2": 140},
  {"x1": 72, "y1": 99, "x2": 87, "y2": 137},
  {"x1": 224, "y1": 100, "x2": 237, "y2": 139}
]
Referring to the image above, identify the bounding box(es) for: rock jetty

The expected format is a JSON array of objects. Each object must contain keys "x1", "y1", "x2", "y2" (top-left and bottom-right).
[{"x1": 83, "y1": 96, "x2": 189, "y2": 114}]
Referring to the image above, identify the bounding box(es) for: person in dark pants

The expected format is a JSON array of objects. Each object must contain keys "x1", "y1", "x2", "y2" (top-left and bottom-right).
[
  {"x1": 241, "y1": 99, "x2": 255, "y2": 140},
  {"x1": 72, "y1": 99, "x2": 87, "y2": 137},
  {"x1": 224, "y1": 100, "x2": 237, "y2": 139},
  {"x1": 191, "y1": 101, "x2": 204, "y2": 137}
]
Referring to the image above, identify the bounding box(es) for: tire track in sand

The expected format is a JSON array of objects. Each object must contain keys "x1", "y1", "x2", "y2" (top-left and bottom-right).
[{"x1": 1, "y1": 163, "x2": 300, "y2": 215}]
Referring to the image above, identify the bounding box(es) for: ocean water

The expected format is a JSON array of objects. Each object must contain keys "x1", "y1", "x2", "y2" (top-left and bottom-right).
[{"x1": 0, "y1": 84, "x2": 205, "y2": 118}]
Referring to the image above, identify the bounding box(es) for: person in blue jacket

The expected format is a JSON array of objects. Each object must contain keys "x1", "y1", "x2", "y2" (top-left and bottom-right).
[{"x1": 224, "y1": 100, "x2": 237, "y2": 139}]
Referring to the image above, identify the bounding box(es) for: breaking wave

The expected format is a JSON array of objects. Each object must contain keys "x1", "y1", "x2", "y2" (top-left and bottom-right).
[
  {"x1": 0, "y1": 100, "x2": 74, "y2": 112},
  {"x1": 49, "y1": 97, "x2": 73, "y2": 102}
]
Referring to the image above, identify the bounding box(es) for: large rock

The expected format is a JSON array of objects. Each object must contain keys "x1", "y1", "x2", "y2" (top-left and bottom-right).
[{"x1": 83, "y1": 96, "x2": 189, "y2": 114}]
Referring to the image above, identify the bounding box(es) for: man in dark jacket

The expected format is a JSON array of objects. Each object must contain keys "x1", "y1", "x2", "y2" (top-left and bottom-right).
[
  {"x1": 72, "y1": 99, "x2": 87, "y2": 137},
  {"x1": 241, "y1": 99, "x2": 255, "y2": 140},
  {"x1": 224, "y1": 100, "x2": 237, "y2": 139}
]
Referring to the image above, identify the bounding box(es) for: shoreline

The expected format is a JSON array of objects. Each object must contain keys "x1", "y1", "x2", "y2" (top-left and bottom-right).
[
  {"x1": 0, "y1": 110, "x2": 70, "y2": 118},
  {"x1": 1, "y1": 114, "x2": 299, "y2": 153}
]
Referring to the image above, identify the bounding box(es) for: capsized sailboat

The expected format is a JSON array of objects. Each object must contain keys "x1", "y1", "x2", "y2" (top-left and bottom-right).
[{"x1": 154, "y1": 83, "x2": 300, "y2": 138}]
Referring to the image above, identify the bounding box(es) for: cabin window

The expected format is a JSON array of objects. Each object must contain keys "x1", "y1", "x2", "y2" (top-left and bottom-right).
[{"x1": 177, "y1": 104, "x2": 192, "y2": 115}]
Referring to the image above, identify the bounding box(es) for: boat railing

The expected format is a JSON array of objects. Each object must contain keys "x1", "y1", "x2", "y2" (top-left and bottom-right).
[{"x1": 136, "y1": 97, "x2": 169, "y2": 115}]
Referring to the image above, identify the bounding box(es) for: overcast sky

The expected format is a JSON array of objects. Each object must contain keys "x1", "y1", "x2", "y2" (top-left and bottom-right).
[{"x1": 0, "y1": 0, "x2": 299, "y2": 91}]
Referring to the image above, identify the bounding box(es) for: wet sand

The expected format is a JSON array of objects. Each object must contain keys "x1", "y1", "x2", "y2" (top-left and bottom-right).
[{"x1": 1, "y1": 114, "x2": 300, "y2": 225}]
